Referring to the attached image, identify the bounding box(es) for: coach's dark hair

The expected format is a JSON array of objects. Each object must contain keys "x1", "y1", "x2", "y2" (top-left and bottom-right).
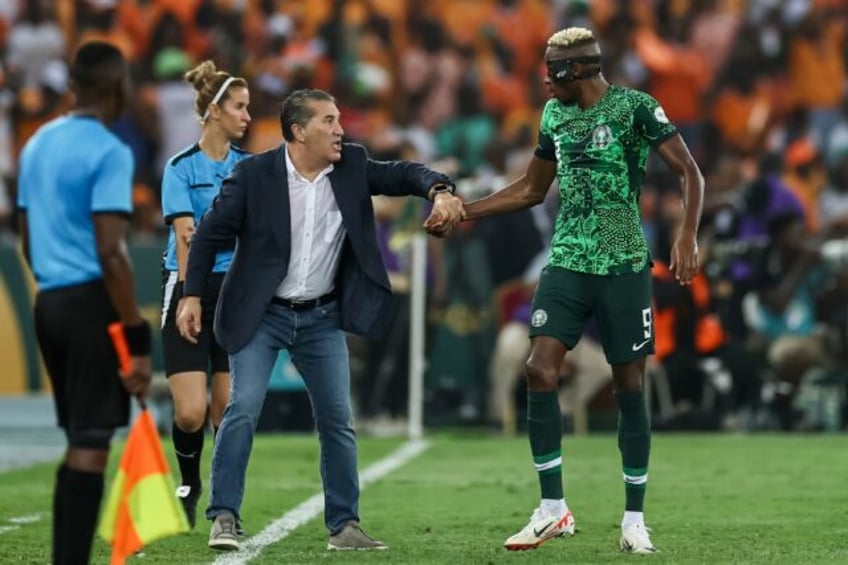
[
  {"x1": 280, "y1": 89, "x2": 335, "y2": 142},
  {"x1": 70, "y1": 41, "x2": 126, "y2": 94}
]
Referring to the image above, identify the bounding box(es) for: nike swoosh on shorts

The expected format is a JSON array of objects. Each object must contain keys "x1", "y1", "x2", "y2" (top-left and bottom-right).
[{"x1": 631, "y1": 339, "x2": 651, "y2": 351}]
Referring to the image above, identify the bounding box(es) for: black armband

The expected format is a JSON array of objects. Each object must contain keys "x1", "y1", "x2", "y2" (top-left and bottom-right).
[{"x1": 123, "y1": 320, "x2": 152, "y2": 356}]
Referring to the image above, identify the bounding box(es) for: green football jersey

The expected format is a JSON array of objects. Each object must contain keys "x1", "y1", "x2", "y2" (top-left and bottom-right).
[{"x1": 536, "y1": 85, "x2": 677, "y2": 275}]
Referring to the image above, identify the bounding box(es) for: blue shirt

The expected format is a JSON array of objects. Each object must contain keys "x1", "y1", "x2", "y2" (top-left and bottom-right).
[
  {"x1": 17, "y1": 115, "x2": 134, "y2": 291},
  {"x1": 748, "y1": 255, "x2": 826, "y2": 340},
  {"x1": 161, "y1": 143, "x2": 250, "y2": 273}
]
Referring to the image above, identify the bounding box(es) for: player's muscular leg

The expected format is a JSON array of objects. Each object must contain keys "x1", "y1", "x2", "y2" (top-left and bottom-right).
[
  {"x1": 612, "y1": 357, "x2": 647, "y2": 393},
  {"x1": 525, "y1": 336, "x2": 569, "y2": 391}
]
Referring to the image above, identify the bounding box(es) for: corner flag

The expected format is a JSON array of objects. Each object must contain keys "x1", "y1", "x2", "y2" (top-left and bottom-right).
[{"x1": 98, "y1": 409, "x2": 189, "y2": 565}]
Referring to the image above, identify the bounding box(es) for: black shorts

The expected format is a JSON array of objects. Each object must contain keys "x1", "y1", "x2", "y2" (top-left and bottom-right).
[
  {"x1": 160, "y1": 271, "x2": 229, "y2": 376},
  {"x1": 34, "y1": 280, "x2": 130, "y2": 431}
]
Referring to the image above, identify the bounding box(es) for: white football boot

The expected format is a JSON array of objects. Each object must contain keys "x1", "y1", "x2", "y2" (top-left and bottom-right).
[
  {"x1": 619, "y1": 522, "x2": 657, "y2": 554},
  {"x1": 504, "y1": 507, "x2": 575, "y2": 551}
]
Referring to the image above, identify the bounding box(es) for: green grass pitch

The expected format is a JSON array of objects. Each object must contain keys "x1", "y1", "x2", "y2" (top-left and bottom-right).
[{"x1": 1, "y1": 433, "x2": 846, "y2": 564}]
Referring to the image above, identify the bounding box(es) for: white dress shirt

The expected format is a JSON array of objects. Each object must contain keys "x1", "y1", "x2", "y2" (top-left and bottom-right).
[{"x1": 275, "y1": 147, "x2": 346, "y2": 300}]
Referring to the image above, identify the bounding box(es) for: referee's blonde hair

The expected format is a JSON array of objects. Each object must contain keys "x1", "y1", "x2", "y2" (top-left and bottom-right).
[
  {"x1": 184, "y1": 60, "x2": 248, "y2": 123},
  {"x1": 547, "y1": 27, "x2": 596, "y2": 49}
]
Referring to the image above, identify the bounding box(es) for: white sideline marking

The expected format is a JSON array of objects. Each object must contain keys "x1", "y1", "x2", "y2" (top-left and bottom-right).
[
  {"x1": 8, "y1": 513, "x2": 42, "y2": 524},
  {"x1": 212, "y1": 439, "x2": 429, "y2": 565},
  {"x1": 0, "y1": 513, "x2": 42, "y2": 536}
]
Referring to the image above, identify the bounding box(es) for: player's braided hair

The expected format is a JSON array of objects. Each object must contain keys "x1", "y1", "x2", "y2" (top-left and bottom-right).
[
  {"x1": 547, "y1": 27, "x2": 597, "y2": 49},
  {"x1": 184, "y1": 60, "x2": 248, "y2": 122}
]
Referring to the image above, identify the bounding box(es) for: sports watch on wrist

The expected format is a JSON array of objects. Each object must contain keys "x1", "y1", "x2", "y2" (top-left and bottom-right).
[{"x1": 429, "y1": 182, "x2": 456, "y2": 200}]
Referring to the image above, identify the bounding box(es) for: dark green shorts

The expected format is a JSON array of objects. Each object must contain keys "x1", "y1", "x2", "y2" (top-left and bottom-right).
[{"x1": 528, "y1": 266, "x2": 654, "y2": 364}]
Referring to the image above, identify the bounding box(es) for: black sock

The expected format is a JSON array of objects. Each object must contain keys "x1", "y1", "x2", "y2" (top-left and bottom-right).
[
  {"x1": 59, "y1": 467, "x2": 104, "y2": 565},
  {"x1": 172, "y1": 422, "x2": 204, "y2": 487},
  {"x1": 52, "y1": 464, "x2": 67, "y2": 565}
]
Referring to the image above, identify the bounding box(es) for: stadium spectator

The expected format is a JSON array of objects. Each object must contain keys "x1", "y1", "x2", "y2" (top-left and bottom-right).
[
  {"x1": 147, "y1": 15, "x2": 201, "y2": 178},
  {"x1": 176, "y1": 88, "x2": 464, "y2": 551},
  {"x1": 781, "y1": 138, "x2": 828, "y2": 233},
  {"x1": 352, "y1": 193, "x2": 417, "y2": 432},
  {"x1": 435, "y1": 26, "x2": 704, "y2": 554},
  {"x1": 820, "y1": 149, "x2": 848, "y2": 235},
  {"x1": 5, "y1": 0, "x2": 65, "y2": 89},
  {"x1": 435, "y1": 68, "x2": 498, "y2": 178},
  {"x1": 16, "y1": 41, "x2": 152, "y2": 565},
  {"x1": 72, "y1": 1, "x2": 136, "y2": 62},
  {"x1": 743, "y1": 212, "x2": 834, "y2": 430},
  {"x1": 708, "y1": 157, "x2": 805, "y2": 340},
  {"x1": 632, "y1": 5, "x2": 711, "y2": 160},
  {"x1": 353, "y1": 138, "x2": 435, "y2": 429},
  {"x1": 652, "y1": 255, "x2": 766, "y2": 431},
  {"x1": 159, "y1": 60, "x2": 251, "y2": 529},
  {"x1": 787, "y1": 10, "x2": 846, "y2": 157},
  {"x1": 129, "y1": 183, "x2": 163, "y2": 240},
  {"x1": 489, "y1": 279, "x2": 611, "y2": 436}
]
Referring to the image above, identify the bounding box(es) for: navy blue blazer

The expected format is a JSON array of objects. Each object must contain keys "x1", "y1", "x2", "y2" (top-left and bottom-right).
[{"x1": 184, "y1": 142, "x2": 451, "y2": 354}]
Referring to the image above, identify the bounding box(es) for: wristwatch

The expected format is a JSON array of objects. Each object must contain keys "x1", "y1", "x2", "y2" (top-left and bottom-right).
[{"x1": 429, "y1": 182, "x2": 456, "y2": 200}]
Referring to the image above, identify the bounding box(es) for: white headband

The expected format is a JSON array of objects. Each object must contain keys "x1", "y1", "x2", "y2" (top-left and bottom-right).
[{"x1": 202, "y1": 76, "x2": 236, "y2": 122}]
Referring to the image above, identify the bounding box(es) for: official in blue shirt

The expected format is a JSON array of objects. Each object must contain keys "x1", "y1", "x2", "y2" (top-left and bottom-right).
[
  {"x1": 159, "y1": 60, "x2": 250, "y2": 529},
  {"x1": 17, "y1": 42, "x2": 152, "y2": 565}
]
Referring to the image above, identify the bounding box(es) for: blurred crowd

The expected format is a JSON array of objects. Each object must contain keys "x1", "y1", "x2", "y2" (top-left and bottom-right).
[{"x1": 1, "y1": 0, "x2": 848, "y2": 433}]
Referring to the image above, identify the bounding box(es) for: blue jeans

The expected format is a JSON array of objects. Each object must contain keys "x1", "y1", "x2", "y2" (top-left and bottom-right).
[{"x1": 206, "y1": 300, "x2": 359, "y2": 533}]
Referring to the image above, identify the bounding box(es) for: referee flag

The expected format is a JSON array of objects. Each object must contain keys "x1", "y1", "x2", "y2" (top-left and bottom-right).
[{"x1": 98, "y1": 409, "x2": 189, "y2": 565}]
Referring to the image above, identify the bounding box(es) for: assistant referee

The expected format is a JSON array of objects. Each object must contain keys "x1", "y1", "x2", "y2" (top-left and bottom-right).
[{"x1": 16, "y1": 41, "x2": 152, "y2": 565}]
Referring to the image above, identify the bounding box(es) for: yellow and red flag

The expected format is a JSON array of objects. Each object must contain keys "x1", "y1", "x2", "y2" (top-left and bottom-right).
[{"x1": 98, "y1": 409, "x2": 189, "y2": 565}]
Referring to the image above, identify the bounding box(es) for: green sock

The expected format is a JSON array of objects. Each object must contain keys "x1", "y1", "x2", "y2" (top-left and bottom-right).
[
  {"x1": 616, "y1": 390, "x2": 650, "y2": 512},
  {"x1": 528, "y1": 390, "x2": 563, "y2": 500}
]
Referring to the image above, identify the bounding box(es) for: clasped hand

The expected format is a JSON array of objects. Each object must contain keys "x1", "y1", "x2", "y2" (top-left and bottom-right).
[{"x1": 422, "y1": 193, "x2": 465, "y2": 238}]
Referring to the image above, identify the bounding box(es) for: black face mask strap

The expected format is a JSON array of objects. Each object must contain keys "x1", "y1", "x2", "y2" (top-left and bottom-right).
[{"x1": 547, "y1": 55, "x2": 602, "y2": 82}]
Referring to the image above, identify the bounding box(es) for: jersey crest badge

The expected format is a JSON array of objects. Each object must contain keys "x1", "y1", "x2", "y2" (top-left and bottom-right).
[
  {"x1": 590, "y1": 125, "x2": 613, "y2": 149},
  {"x1": 531, "y1": 309, "x2": 548, "y2": 328},
  {"x1": 654, "y1": 106, "x2": 669, "y2": 124}
]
